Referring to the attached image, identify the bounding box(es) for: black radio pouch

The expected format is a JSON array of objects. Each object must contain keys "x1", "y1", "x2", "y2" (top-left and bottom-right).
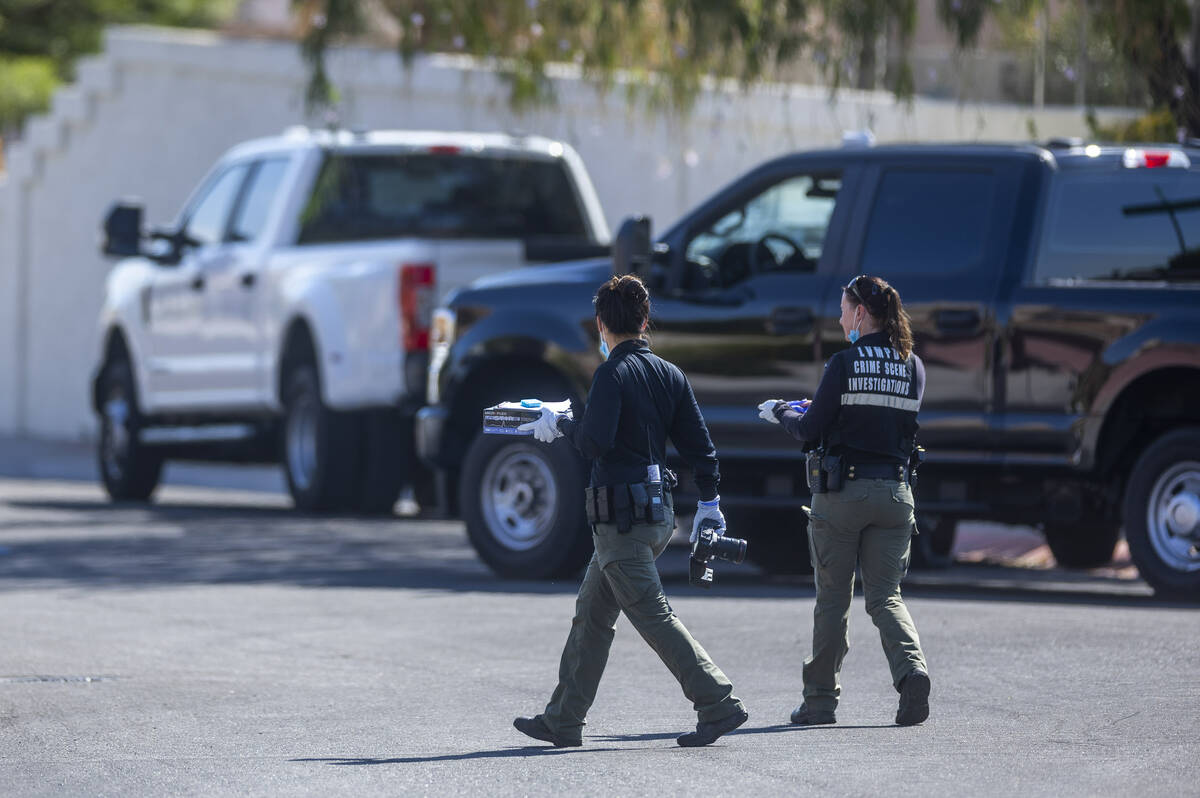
[
  {"x1": 806, "y1": 450, "x2": 827, "y2": 494},
  {"x1": 612, "y1": 485, "x2": 633, "y2": 533},
  {"x1": 823, "y1": 454, "x2": 844, "y2": 492},
  {"x1": 584, "y1": 487, "x2": 598, "y2": 523},
  {"x1": 646, "y1": 480, "x2": 666, "y2": 522}
]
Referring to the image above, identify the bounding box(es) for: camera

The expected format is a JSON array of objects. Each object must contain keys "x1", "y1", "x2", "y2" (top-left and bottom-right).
[{"x1": 689, "y1": 518, "x2": 748, "y2": 589}]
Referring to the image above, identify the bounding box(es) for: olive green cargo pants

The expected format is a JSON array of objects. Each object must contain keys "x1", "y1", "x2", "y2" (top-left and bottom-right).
[
  {"x1": 541, "y1": 494, "x2": 745, "y2": 743},
  {"x1": 802, "y1": 478, "x2": 927, "y2": 713}
]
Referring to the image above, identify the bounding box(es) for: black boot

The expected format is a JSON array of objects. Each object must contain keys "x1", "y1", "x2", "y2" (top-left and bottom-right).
[
  {"x1": 790, "y1": 703, "x2": 836, "y2": 725},
  {"x1": 895, "y1": 670, "x2": 931, "y2": 726},
  {"x1": 677, "y1": 708, "x2": 749, "y2": 747},
  {"x1": 513, "y1": 715, "x2": 582, "y2": 747}
]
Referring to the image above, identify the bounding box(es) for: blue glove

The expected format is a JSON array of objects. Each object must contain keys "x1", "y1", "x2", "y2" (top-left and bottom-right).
[
  {"x1": 517, "y1": 406, "x2": 566, "y2": 443},
  {"x1": 691, "y1": 496, "x2": 726, "y2": 544}
]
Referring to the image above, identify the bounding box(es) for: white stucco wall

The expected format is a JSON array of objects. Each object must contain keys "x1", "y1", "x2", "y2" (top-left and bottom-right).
[{"x1": 0, "y1": 25, "x2": 1138, "y2": 440}]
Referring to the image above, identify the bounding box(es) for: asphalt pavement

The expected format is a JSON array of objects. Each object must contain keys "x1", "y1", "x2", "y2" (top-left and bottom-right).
[{"x1": 1, "y1": 437, "x2": 1197, "y2": 797}]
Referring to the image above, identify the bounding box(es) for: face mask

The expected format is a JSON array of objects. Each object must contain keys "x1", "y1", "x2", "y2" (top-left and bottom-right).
[
  {"x1": 599, "y1": 338, "x2": 610, "y2": 358},
  {"x1": 847, "y1": 310, "x2": 862, "y2": 344}
]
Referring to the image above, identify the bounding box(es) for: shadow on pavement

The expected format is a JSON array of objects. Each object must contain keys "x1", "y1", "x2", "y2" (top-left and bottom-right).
[
  {"x1": 0, "y1": 496, "x2": 1190, "y2": 607},
  {"x1": 292, "y1": 748, "x2": 626, "y2": 765},
  {"x1": 588, "y1": 723, "x2": 895, "y2": 744}
]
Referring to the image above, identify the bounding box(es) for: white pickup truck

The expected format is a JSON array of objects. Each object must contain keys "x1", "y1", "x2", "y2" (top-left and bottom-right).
[{"x1": 94, "y1": 127, "x2": 609, "y2": 512}]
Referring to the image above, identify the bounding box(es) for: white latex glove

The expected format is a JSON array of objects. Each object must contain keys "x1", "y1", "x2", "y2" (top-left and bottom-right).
[
  {"x1": 517, "y1": 406, "x2": 565, "y2": 443},
  {"x1": 691, "y1": 497, "x2": 726, "y2": 544},
  {"x1": 758, "y1": 400, "x2": 783, "y2": 424}
]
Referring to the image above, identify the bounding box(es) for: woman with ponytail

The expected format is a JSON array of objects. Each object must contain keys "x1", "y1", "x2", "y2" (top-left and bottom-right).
[
  {"x1": 758, "y1": 274, "x2": 931, "y2": 728},
  {"x1": 514, "y1": 273, "x2": 748, "y2": 749}
]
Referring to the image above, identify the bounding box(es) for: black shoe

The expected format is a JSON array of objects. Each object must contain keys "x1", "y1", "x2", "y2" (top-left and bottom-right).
[
  {"x1": 896, "y1": 670, "x2": 931, "y2": 726},
  {"x1": 677, "y1": 708, "x2": 749, "y2": 747},
  {"x1": 513, "y1": 715, "x2": 582, "y2": 747},
  {"x1": 790, "y1": 703, "x2": 837, "y2": 726}
]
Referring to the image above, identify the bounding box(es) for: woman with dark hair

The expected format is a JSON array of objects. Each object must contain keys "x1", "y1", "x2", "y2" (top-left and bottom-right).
[
  {"x1": 513, "y1": 274, "x2": 748, "y2": 748},
  {"x1": 758, "y1": 274, "x2": 930, "y2": 727}
]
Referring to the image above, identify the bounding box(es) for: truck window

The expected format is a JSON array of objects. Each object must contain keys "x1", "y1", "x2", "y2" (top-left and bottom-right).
[
  {"x1": 860, "y1": 169, "x2": 998, "y2": 275},
  {"x1": 1033, "y1": 172, "x2": 1200, "y2": 283},
  {"x1": 229, "y1": 158, "x2": 290, "y2": 243},
  {"x1": 296, "y1": 153, "x2": 589, "y2": 244},
  {"x1": 183, "y1": 163, "x2": 250, "y2": 247},
  {"x1": 684, "y1": 174, "x2": 840, "y2": 290}
]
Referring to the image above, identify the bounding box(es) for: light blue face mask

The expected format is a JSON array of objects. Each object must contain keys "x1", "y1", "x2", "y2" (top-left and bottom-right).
[
  {"x1": 599, "y1": 338, "x2": 610, "y2": 358},
  {"x1": 847, "y1": 309, "x2": 863, "y2": 344}
]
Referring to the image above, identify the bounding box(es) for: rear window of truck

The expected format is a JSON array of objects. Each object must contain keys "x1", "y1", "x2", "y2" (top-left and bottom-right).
[
  {"x1": 296, "y1": 152, "x2": 589, "y2": 244},
  {"x1": 1034, "y1": 172, "x2": 1200, "y2": 283}
]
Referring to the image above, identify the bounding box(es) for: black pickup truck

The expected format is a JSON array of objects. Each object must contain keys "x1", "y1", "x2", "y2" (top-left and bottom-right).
[{"x1": 415, "y1": 141, "x2": 1200, "y2": 598}]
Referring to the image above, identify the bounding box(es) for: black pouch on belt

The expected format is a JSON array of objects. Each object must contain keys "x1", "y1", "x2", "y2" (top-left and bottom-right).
[
  {"x1": 823, "y1": 454, "x2": 844, "y2": 492},
  {"x1": 646, "y1": 481, "x2": 666, "y2": 523},
  {"x1": 629, "y1": 482, "x2": 650, "y2": 523},
  {"x1": 806, "y1": 450, "x2": 826, "y2": 494},
  {"x1": 612, "y1": 485, "x2": 633, "y2": 533},
  {"x1": 584, "y1": 487, "x2": 598, "y2": 523},
  {"x1": 595, "y1": 485, "x2": 610, "y2": 522}
]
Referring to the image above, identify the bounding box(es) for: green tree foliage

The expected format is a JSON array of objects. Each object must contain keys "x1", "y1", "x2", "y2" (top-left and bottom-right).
[
  {"x1": 939, "y1": 0, "x2": 1200, "y2": 138},
  {"x1": 295, "y1": 0, "x2": 1200, "y2": 137},
  {"x1": 0, "y1": 0, "x2": 236, "y2": 136},
  {"x1": 295, "y1": 0, "x2": 921, "y2": 112}
]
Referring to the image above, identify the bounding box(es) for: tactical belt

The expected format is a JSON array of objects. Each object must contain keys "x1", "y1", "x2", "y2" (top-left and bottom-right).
[
  {"x1": 585, "y1": 482, "x2": 669, "y2": 532},
  {"x1": 845, "y1": 462, "x2": 909, "y2": 483}
]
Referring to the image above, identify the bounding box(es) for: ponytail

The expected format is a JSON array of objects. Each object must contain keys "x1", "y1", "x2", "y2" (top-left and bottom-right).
[
  {"x1": 845, "y1": 275, "x2": 913, "y2": 360},
  {"x1": 882, "y1": 286, "x2": 914, "y2": 360}
]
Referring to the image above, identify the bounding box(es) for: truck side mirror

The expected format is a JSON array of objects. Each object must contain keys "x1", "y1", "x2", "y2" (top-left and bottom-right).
[
  {"x1": 102, "y1": 201, "x2": 144, "y2": 258},
  {"x1": 613, "y1": 216, "x2": 652, "y2": 278}
]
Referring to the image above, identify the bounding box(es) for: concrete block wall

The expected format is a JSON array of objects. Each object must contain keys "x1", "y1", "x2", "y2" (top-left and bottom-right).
[{"x1": 0, "y1": 25, "x2": 1138, "y2": 440}]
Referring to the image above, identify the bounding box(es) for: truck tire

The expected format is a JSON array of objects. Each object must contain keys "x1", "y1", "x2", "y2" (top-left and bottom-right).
[
  {"x1": 1123, "y1": 428, "x2": 1200, "y2": 597},
  {"x1": 1043, "y1": 521, "x2": 1120, "y2": 569},
  {"x1": 96, "y1": 359, "x2": 163, "y2": 502},
  {"x1": 460, "y1": 434, "x2": 592, "y2": 579},
  {"x1": 353, "y1": 409, "x2": 406, "y2": 515},
  {"x1": 282, "y1": 364, "x2": 359, "y2": 512}
]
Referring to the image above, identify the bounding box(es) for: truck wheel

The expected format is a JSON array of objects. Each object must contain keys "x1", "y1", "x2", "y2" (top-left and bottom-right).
[
  {"x1": 1043, "y1": 521, "x2": 1120, "y2": 568},
  {"x1": 96, "y1": 359, "x2": 163, "y2": 501},
  {"x1": 911, "y1": 515, "x2": 956, "y2": 570},
  {"x1": 353, "y1": 410, "x2": 406, "y2": 515},
  {"x1": 1123, "y1": 428, "x2": 1200, "y2": 597},
  {"x1": 282, "y1": 364, "x2": 359, "y2": 512},
  {"x1": 727, "y1": 508, "x2": 813, "y2": 576},
  {"x1": 460, "y1": 434, "x2": 591, "y2": 579}
]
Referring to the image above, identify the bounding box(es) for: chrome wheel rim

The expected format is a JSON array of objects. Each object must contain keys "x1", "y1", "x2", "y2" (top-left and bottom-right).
[
  {"x1": 480, "y1": 444, "x2": 557, "y2": 552},
  {"x1": 286, "y1": 396, "x2": 319, "y2": 492},
  {"x1": 1146, "y1": 461, "x2": 1200, "y2": 573}
]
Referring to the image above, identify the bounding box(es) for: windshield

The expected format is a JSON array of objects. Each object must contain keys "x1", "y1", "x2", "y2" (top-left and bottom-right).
[{"x1": 297, "y1": 152, "x2": 590, "y2": 244}]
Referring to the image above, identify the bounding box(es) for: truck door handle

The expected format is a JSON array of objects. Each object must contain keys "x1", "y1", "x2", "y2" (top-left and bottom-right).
[
  {"x1": 240, "y1": 272, "x2": 256, "y2": 288},
  {"x1": 934, "y1": 309, "x2": 981, "y2": 333},
  {"x1": 190, "y1": 275, "x2": 205, "y2": 292},
  {"x1": 767, "y1": 306, "x2": 813, "y2": 335}
]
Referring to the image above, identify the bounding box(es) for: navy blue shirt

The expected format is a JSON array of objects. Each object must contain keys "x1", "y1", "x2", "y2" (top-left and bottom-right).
[
  {"x1": 557, "y1": 339, "x2": 720, "y2": 500},
  {"x1": 774, "y1": 331, "x2": 926, "y2": 463}
]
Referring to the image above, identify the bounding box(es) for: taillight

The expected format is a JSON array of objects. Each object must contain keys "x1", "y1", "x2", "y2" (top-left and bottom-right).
[
  {"x1": 427, "y1": 145, "x2": 461, "y2": 155},
  {"x1": 1122, "y1": 148, "x2": 1191, "y2": 169},
  {"x1": 399, "y1": 263, "x2": 436, "y2": 351}
]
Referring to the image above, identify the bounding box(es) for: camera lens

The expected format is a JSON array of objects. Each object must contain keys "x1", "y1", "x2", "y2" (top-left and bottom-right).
[{"x1": 710, "y1": 532, "x2": 747, "y2": 564}]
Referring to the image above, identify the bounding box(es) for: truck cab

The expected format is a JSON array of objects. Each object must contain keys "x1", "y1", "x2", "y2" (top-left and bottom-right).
[
  {"x1": 419, "y1": 141, "x2": 1200, "y2": 597},
  {"x1": 94, "y1": 128, "x2": 608, "y2": 514}
]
